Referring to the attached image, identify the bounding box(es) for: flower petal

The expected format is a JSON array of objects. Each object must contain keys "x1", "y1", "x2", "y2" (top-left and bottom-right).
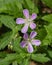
[
  {"x1": 16, "y1": 18, "x2": 25, "y2": 24},
  {"x1": 20, "y1": 41, "x2": 26, "y2": 48},
  {"x1": 30, "y1": 31, "x2": 37, "y2": 39},
  {"x1": 32, "y1": 40, "x2": 41, "y2": 46},
  {"x1": 23, "y1": 33, "x2": 28, "y2": 40},
  {"x1": 21, "y1": 24, "x2": 28, "y2": 33},
  {"x1": 30, "y1": 22, "x2": 36, "y2": 29},
  {"x1": 23, "y1": 9, "x2": 29, "y2": 18},
  {"x1": 31, "y1": 13, "x2": 37, "y2": 20},
  {"x1": 27, "y1": 43, "x2": 33, "y2": 53}
]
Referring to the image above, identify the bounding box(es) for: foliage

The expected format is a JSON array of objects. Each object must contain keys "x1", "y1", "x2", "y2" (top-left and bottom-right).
[{"x1": 0, "y1": 0, "x2": 52, "y2": 65}]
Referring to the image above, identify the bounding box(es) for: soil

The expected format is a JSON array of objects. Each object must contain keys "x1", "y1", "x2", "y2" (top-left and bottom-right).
[{"x1": 29, "y1": 61, "x2": 52, "y2": 65}]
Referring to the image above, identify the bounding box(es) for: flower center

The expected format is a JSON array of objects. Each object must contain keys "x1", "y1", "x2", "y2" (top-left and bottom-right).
[
  {"x1": 27, "y1": 38, "x2": 32, "y2": 43},
  {"x1": 25, "y1": 18, "x2": 32, "y2": 26},
  {"x1": 27, "y1": 38, "x2": 30, "y2": 41},
  {"x1": 26, "y1": 38, "x2": 32, "y2": 47},
  {"x1": 27, "y1": 18, "x2": 31, "y2": 22}
]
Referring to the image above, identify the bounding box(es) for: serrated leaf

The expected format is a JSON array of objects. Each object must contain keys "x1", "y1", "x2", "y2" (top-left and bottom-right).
[
  {"x1": 0, "y1": 0, "x2": 23, "y2": 16},
  {"x1": 0, "y1": 32, "x2": 12, "y2": 50},
  {"x1": 24, "y1": 0, "x2": 39, "y2": 13},
  {"x1": 0, "y1": 53, "x2": 27, "y2": 65},
  {"x1": 36, "y1": 27, "x2": 47, "y2": 41},
  {"x1": 12, "y1": 61, "x2": 18, "y2": 65},
  {"x1": 0, "y1": 15, "x2": 16, "y2": 29},
  {"x1": 48, "y1": 50, "x2": 52, "y2": 58},
  {"x1": 15, "y1": 0, "x2": 23, "y2": 10},
  {"x1": 44, "y1": 23, "x2": 52, "y2": 44},
  {"x1": 0, "y1": 54, "x2": 17, "y2": 65},
  {"x1": 3, "y1": 54, "x2": 17, "y2": 61},
  {"x1": 13, "y1": 37, "x2": 25, "y2": 53},
  {"x1": 0, "y1": 61, "x2": 10, "y2": 65},
  {"x1": 42, "y1": 35, "x2": 50, "y2": 46},
  {"x1": 42, "y1": 14, "x2": 52, "y2": 22},
  {"x1": 42, "y1": 23, "x2": 52, "y2": 45},
  {"x1": 41, "y1": 0, "x2": 52, "y2": 8},
  {"x1": 31, "y1": 54, "x2": 50, "y2": 63},
  {"x1": 45, "y1": 23, "x2": 52, "y2": 39},
  {"x1": 20, "y1": 58, "x2": 29, "y2": 65}
]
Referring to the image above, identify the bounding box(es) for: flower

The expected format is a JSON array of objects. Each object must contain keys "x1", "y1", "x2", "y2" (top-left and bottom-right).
[
  {"x1": 20, "y1": 31, "x2": 41, "y2": 53},
  {"x1": 16, "y1": 9, "x2": 37, "y2": 33}
]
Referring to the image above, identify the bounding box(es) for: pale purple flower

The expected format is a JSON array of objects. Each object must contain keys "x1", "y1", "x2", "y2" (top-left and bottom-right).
[
  {"x1": 16, "y1": 9, "x2": 37, "y2": 33},
  {"x1": 20, "y1": 31, "x2": 41, "y2": 53}
]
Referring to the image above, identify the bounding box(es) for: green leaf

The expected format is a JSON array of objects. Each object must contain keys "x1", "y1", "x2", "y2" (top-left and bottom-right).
[
  {"x1": 20, "y1": 58, "x2": 29, "y2": 65},
  {"x1": 45, "y1": 23, "x2": 52, "y2": 41},
  {"x1": 42, "y1": 14, "x2": 52, "y2": 45},
  {"x1": 0, "y1": 61, "x2": 10, "y2": 65},
  {"x1": 31, "y1": 54, "x2": 50, "y2": 63},
  {"x1": 42, "y1": 35, "x2": 50, "y2": 46},
  {"x1": 0, "y1": 0, "x2": 7, "y2": 13},
  {"x1": 0, "y1": 52, "x2": 7, "y2": 58},
  {"x1": 0, "y1": 53, "x2": 27, "y2": 65},
  {"x1": 36, "y1": 27, "x2": 47, "y2": 41},
  {"x1": 48, "y1": 50, "x2": 52, "y2": 58},
  {"x1": 24, "y1": 0, "x2": 39, "y2": 13},
  {"x1": 42, "y1": 23, "x2": 52, "y2": 45},
  {"x1": 41, "y1": 0, "x2": 52, "y2": 8},
  {"x1": 0, "y1": 15, "x2": 16, "y2": 29},
  {"x1": 0, "y1": 22, "x2": 2, "y2": 27},
  {"x1": 0, "y1": 32, "x2": 12, "y2": 50},
  {"x1": 42, "y1": 14, "x2": 52, "y2": 22},
  {"x1": 13, "y1": 37, "x2": 25, "y2": 53},
  {"x1": 3, "y1": 54, "x2": 17, "y2": 61},
  {"x1": 15, "y1": 0, "x2": 23, "y2": 10},
  {"x1": 0, "y1": 0, "x2": 23, "y2": 16},
  {"x1": 0, "y1": 54, "x2": 17, "y2": 65},
  {"x1": 12, "y1": 61, "x2": 18, "y2": 65}
]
